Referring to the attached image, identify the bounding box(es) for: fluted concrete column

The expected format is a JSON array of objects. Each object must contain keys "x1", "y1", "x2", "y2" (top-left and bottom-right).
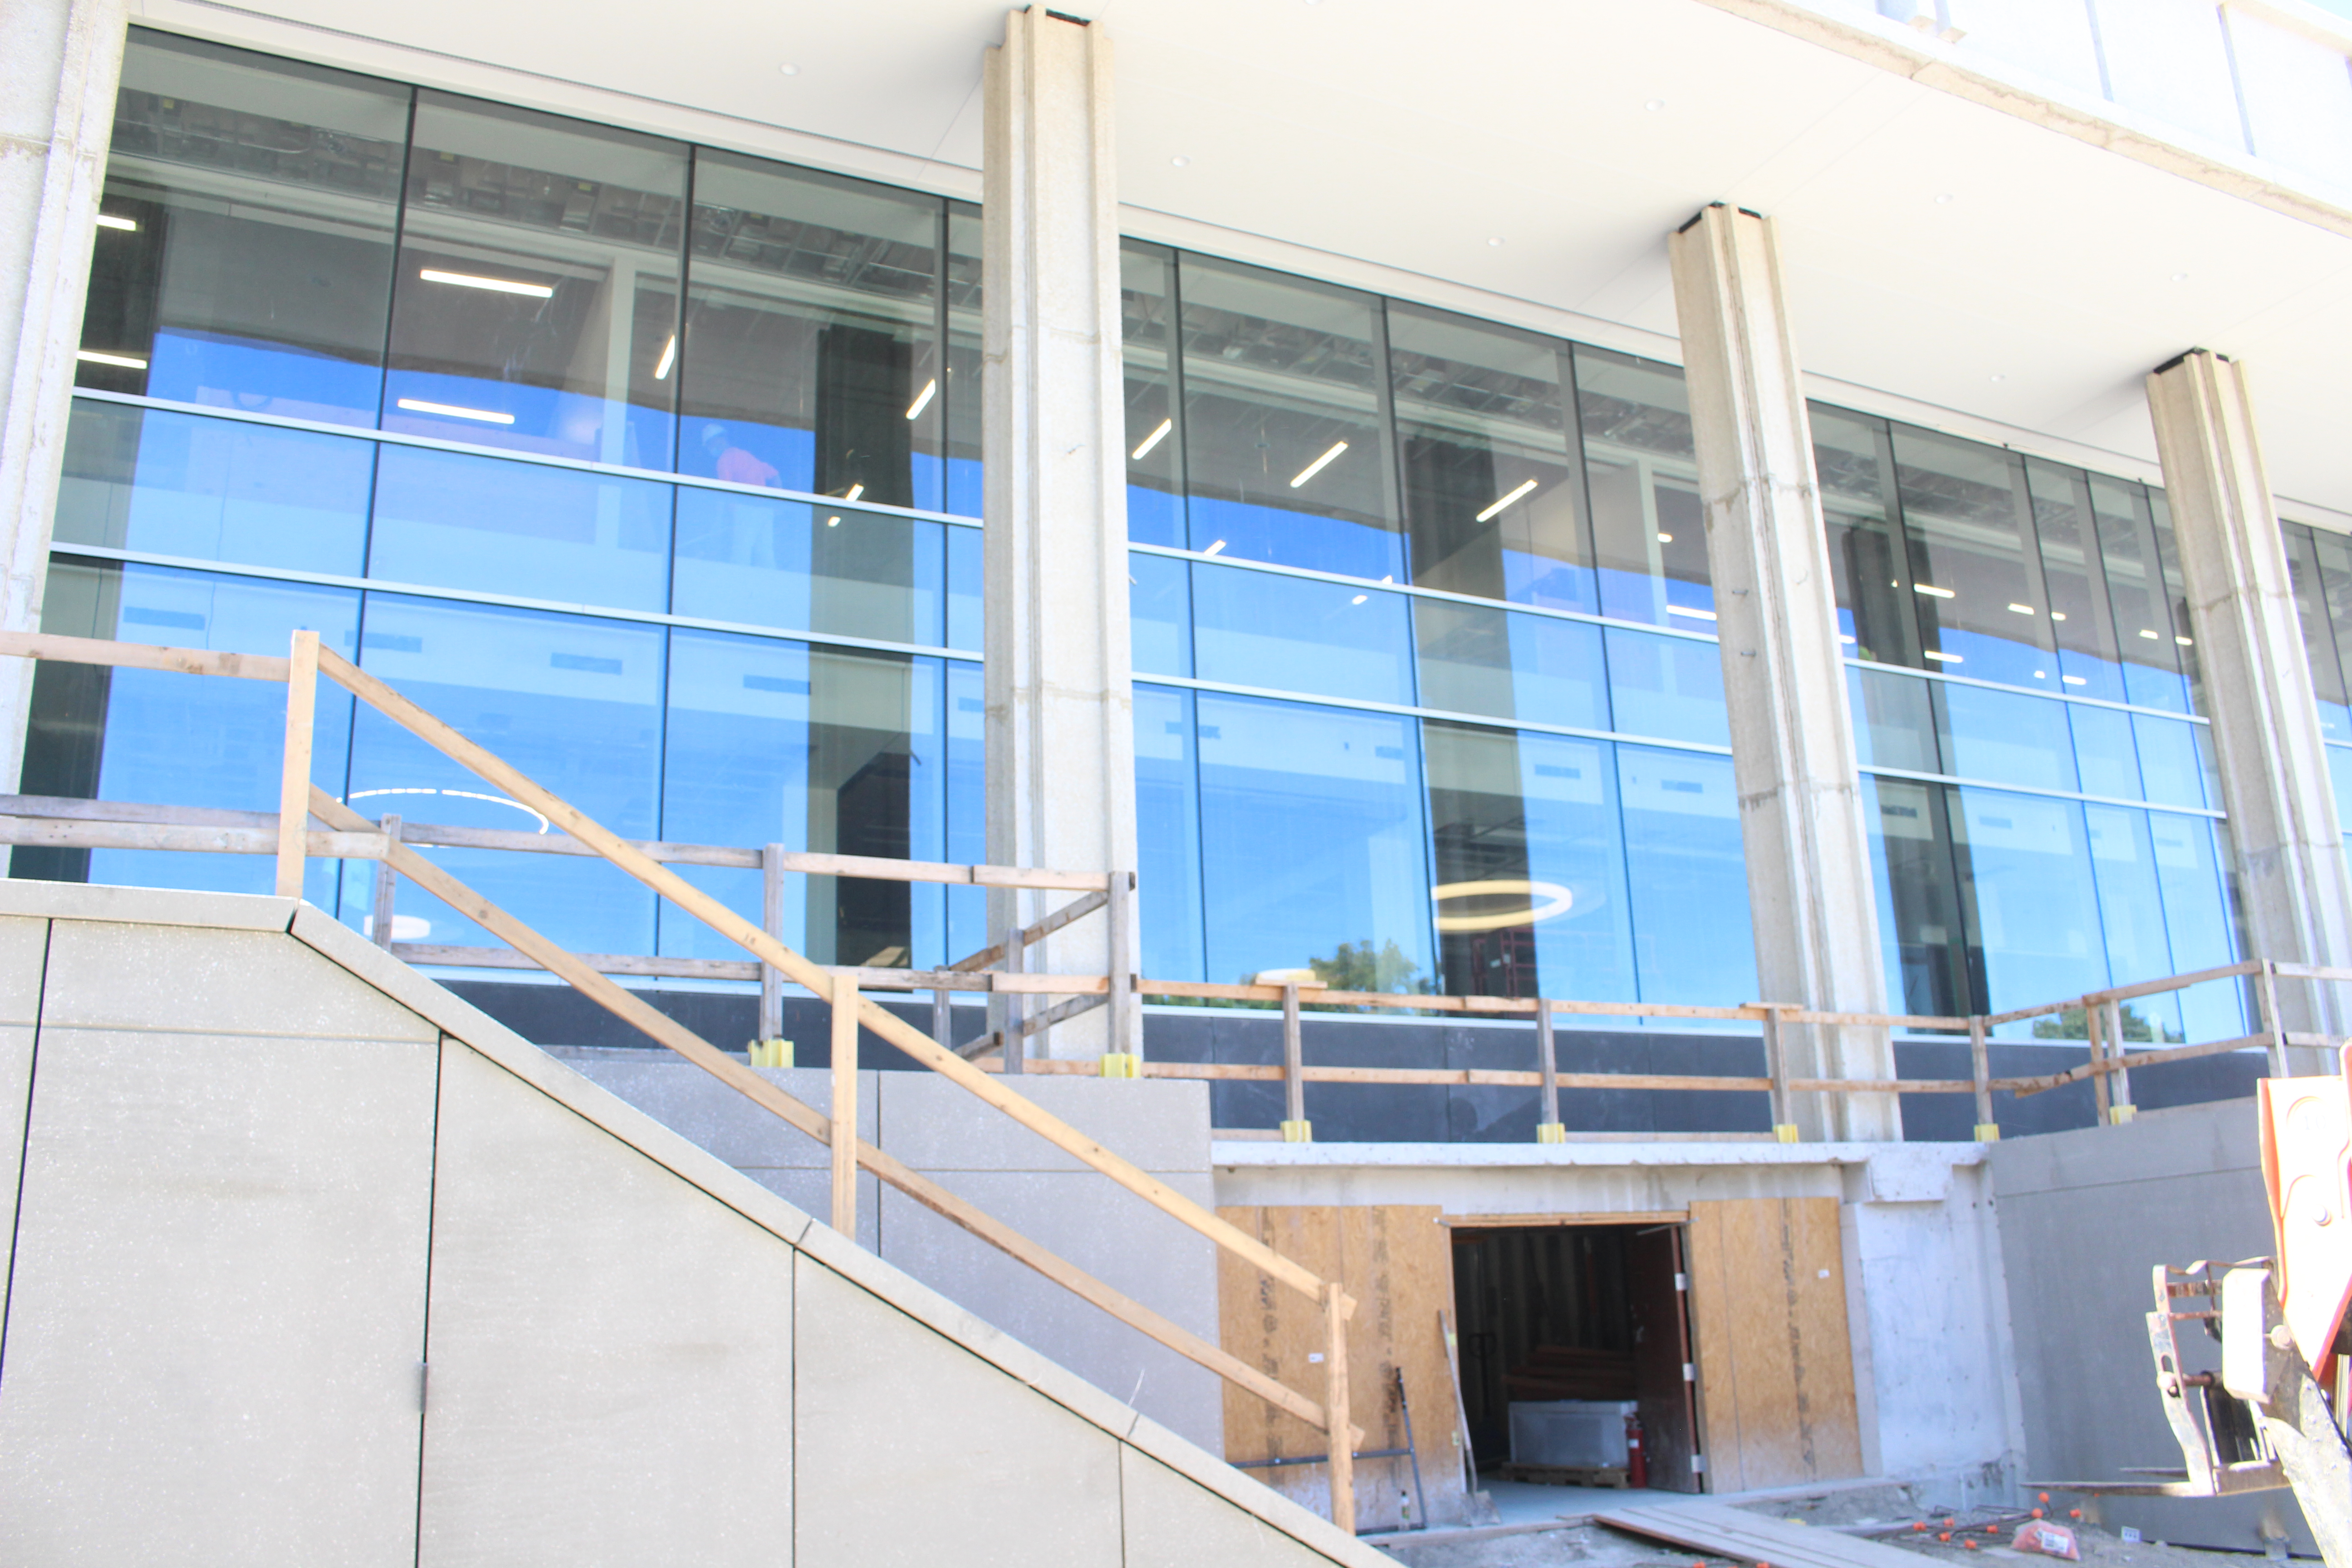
[
  {"x1": 1668, "y1": 204, "x2": 1898, "y2": 1142},
  {"x1": 2147, "y1": 350, "x2": 2352, "y2": 1049},
  {"x1": 0, "y1": 0, "x2": 126, "y2": 820},
  {"x1": 981, "y1": 8, "x2": 1138, "y2": 1061}
]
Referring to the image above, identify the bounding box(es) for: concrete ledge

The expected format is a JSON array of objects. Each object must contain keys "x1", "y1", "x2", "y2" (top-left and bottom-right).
[{"x1": 1216, "y1": 1139, "x2": 1989, "y2": 1168}]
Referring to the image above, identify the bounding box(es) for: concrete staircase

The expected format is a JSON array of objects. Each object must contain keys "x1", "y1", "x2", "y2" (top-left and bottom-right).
[{"x1": 0, "y1": 880, "x2": 1382, "y2": 1567}]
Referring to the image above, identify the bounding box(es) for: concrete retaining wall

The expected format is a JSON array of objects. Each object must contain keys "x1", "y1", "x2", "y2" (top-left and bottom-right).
[{"x1": 0, "y1": 881, "x2": 1381, "y2": 1568}]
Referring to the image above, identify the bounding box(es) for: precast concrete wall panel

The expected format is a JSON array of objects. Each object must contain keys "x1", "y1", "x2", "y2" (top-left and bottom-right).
[
  {"x1": 792, "y1": 1252, "x2": 1127, "y2": 1568},
  {"x1": 0, "y1": 912, "x2": 48, "y2": 1326},
  {"x1": 0, "y1": 914, "x2": 439, "y2": 1568},
  {"x1": 416, "y1": 1039, "x2": 797, "y2": 1567},
  {"x1": 1120, "y1": 1446, "x2": 1338, "y2": 1568}
]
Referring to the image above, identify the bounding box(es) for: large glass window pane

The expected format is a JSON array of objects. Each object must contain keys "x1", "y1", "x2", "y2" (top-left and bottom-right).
[
  {"x1": 946, "y1": 662, "x2": 985, "y2": 965},
  {"x1": 657, "y1": 630, "x2": 941, "y2": 969},
  {"x1": 1190, "y1": 564, "x2": 1413, "y2": 706},
  {"x1": 386, "y1": 94, "x2": 685, "y2": 466},
  {"x1": 943, "y1": 203, "x2": 982, "y2": 518},
  {"x1": 1413, "y1": 601, "x2": 1606, "y2": 731},
  {"x1": 346, "y1": 597, "x2": 664, "y2": 956},
  {"x1": 1425, "y1": 723, "x2": 1635, "y2": 1004},
  {"x1": 1616, "y1": 746, "x2": 1754, "y2": 1010},
  {"x1": 1891, "y1": 427, "x2": 2057, "y2": 691},
  {"x1": 1931, "y1": 681, "x2": 2077, "y2": 793},
  {"x1": 2308, "y1": 525, "x2": 2352, "y2": 745},
  {"x1": 1847, "y1": 664, "x2": 1940, "y2": 774},
  {"x1": 1814, "y1": 405, "x2": 1916, "y2": 667},
  {"x1": 1196, "y1": 694, "x2": 1431, "y2": 990},
  {"x1": 1603, "y1": 627, "x2": 1728, "y2": 748},
  {"x1": 2132, "y1": 714, "x2": 2211, "y2": 809},
  {"x1": 1177, "y1": 257, "x2": 1398, "y2": 581},
  {"x1": 1388, "y1": 305, "x2": 1587, "y2": 609},
  {"x1": 946, "y1": 525, "x2": 981, "y2": 652},
  {"x1": 2084, "y1": 805, "x2": 2187, "y2": 1042},
  {"x1": 673, "y1": 490, "x2": 941, "y2": 645},
  {"x1": 15, "y1": 559, "x2": 355, "y2": 906},
  {"x1": 1129, "y1": 551, "x2": 1193, "y2": 678},
  {"x1": 54, "y1": 399, "x2": 371, "y2": 575},
  {"x1": 2148, "y1": 493, "x2": 2206, "y2": 710},
  {"x1": 2092, "y1": 477, "x2": 2190, "y2": 713},
  {"x1": 2283, "y1": 522, "x2": 2351, "y2": 742},
  {"x1": 2151, "y1": 813, "x2": 2246, "y2": 1043},
  {"x1": 2026, "y1": 461, "x2": 2129, "y2": 703},
  {"x1": 85, "y1": 31, "x2": 407, "y2": 426},
  {"x1": 1135, "y1": 683, "x2": 1205, "y2": 983},
  {"x1": 1574, "y1": 348, "x2": 1710, "y2": 628},
  {"x1": 1122, "y1": 244, "x2": 1185, "y2": 547},
  {"x1": 680, "y1": 153, "x2": 942, "y2": 508},
  {"x1": 1952, "y1": 787, "x2": 2108, "y2": 1033},
  {"x1": 2331, "y1": 746, "x2": 2352, "y2": 842},
  {"x1": 1862, "y1": 776, "x2": 1970, "y2": 1018},
  {"x1": 367, "y1": 445, "x2": 671, "y2": 611},
  {"x1": 2068, "y1": 702, "x2": 2143, "y2": 802}
]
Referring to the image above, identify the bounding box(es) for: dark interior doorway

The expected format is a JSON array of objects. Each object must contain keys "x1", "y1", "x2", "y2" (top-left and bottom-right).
[{"x1": 1449, "y1": 1221, "x2": 1700, "y2": 1492}]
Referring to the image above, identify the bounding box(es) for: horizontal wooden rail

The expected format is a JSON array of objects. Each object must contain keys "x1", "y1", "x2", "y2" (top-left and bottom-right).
[
  {"x1": 0, "y1": 814, "x2": 385, "y2": 859},
  {"x1": 0, "y1": 629, "x2": 289, "y2": 681},
  {"x1": 309, "y1": 643, "x2": 1347, "y2": 1319},
  {"x1": 307, "y1": 784, "x2": 1357, "y2": 1444},
  {"x1": 1982, "y1": 959, "x2": 2264, "y2": 1025}
]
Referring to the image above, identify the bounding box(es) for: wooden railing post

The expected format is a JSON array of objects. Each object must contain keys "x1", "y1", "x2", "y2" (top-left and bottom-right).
[
  {"x1": 1969, "y1": 1015, "x2": 1997, "y2": 1142},
  {"x1": 1534, "y1": 999, "x2": 1563, "y2": 1143},
  {"x1": 832, "y1": 972, "x2": 859, "y2": 1239},
  {"x1": 1323, "y1": 1279, "x2": 1354, "y2": 1536},
  {"x1": 760, "y1": 843, "x2": 786, "y2": 1047},
  {"x1": 2085, "y1": 993, "x2": 2113, "y2": 1123},
  {"x1": 1281, "y1": 982, "x2": 1309, "y2": 1142},
  {"x1": 274, "y1": 629, "x2": 320, "y2": 899},
  {"x1": 2260, "y1": 962, "x2": 2289, "y2": 1079},
  {"x1": 371, "y1": 813, "x2": 402, "y2": 950},
  {"x1": 2105, "y1": 998, "x2": 2135, "y2": 1122}
]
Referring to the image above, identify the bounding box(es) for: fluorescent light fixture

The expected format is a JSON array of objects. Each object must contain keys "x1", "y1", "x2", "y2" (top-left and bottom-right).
[
  {"x1": 2007, "y1": 603, "x2": 2035, "y2": 615},
  {"x1": 1913, "y1": 583, "x2": 1955, "y2": 599},
  {"x1": 420, "y1": 267, "x2": 554, "y2": 299},
  {"x1": 396, "y1": 397, "x2": 515, "y2": 425},
  {"x1": 1666, "y1": 604, "x2": 1717, "y2": 622},
  {"x1": 2063, "y1": 675, "x2": 2087, "y2": 686},
  {"x1": 905, "y1": 379, "x2": 937, "y2": 420},
  {"x1": 825, "y1": 516, "x2": 840, "y2": 528},
  {"x1": 1350, "y1": 594, "x2": 1368, "y2": 605},
  {"x1": 1202, "y1": 539, "x2": 1227, "y2": 557},
  {"x1": 1656, "y1": 532, "x2": 1673, "y2": 544},
  {"x1": 653, "y1": 335, "x2": 676, "y2": 381},
  {"x1": 1289, "y1": 441, "x2": 1348, "y2": 489},
  {"x1": 2050, "y1": 611, "x2": 2067, "y2": 622},
  {"x1": 1131, "y1": 418, "x2": 1172, "y2": 460},
  {"x1": 2139, "y1": 628, "x2": 2161, "y2": 641},
  {"x1": 94, "y1": 213, "x2": 137, "y2": 232},
  {"x1": 1839, "y1": 634, "x2": 1857, "y2": 645},
  {"x1": 74, "y1": 348, "x2": 147, "y2": 370},
  {"x1": 1923, "y1": 650, "x2": 1963, "y2": 663},
  {"x1": 2176, "y1": 635, "x2": 2194, "y2": 647},
  {"x1": 2033, "y1": 670, "x2": 2048, "y2": 679},
  {"x1": 1474, "y1": 477, "x2": 1538, "y2": 522},
  {"x1": 843, "y1": 483, "x2": 865, "y2": 503}
]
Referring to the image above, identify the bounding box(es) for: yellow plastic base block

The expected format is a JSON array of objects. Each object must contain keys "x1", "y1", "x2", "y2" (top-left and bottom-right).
[
  {"x1": 1536, "y1": 1123, "x2": 1566, "y2": 1145},
  {"x1": 747, "y1": 1038, "x2": 792, "y2": 1068},
  {"x1": 2108, "y1": 1104, "x2": 2138, "y2": 1124},
  {"x1": 1974, "y1": 1122, "x2": 2003, "y2": 1143},
  {"x1": 1280, "y1": 1119, "x2": 1313, "y2": 1143},
  {"x1": 1774, "y1": 1123, "x2": 1802, "y2": 1144},
  {"x1": 1098, "y1": 1052, "x2": 1140, "y2": 1078}
]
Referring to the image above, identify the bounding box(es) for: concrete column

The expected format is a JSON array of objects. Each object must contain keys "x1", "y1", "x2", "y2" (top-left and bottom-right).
[
  {"x1": 0, "y1": 0, "x2": 126, "y2": 812},
  {"x1": 1667, "y1": 204, "x2": 1899, "y2": 1142},
  {"x1": 2146, "y1": 350, "x2": 2352, "y2": 1046},
  {"x1": 980, "y1": 9, "x2": 1138, "y2": 1060}
]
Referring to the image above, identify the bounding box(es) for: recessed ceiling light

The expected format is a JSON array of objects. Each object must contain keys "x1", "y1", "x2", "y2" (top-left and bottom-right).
[
  {"x1": 2171, "y1": 272, "x2": 2190, "y2": 282},
  {"x1": 1935, "y1": 193, "x2": 1955, "y2": 204},
  {"x1": 1486, "y1": 237, "x2": 1505, "y2": 247},
  {"x1": 1989, "y1": 373, "x2": 2006, "y2": 382},
  {"x1": 1171, "y1": 155, "x2": 1190, "y2": 167},
  {"x1": 1645, "y1": 98, "x2": 1666, "y2": 111},
  {"x1": 779, "y1": 63, "x2": 800, "y2": 75}
]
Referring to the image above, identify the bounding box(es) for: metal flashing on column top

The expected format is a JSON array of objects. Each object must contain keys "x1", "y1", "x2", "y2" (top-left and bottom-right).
[
  {"x1": 1044, "y1": 9, "x2": 1093, "y2": 22},
  {"x1": 2152, "y1": 348, "x2": 2228, "y2": 376}
]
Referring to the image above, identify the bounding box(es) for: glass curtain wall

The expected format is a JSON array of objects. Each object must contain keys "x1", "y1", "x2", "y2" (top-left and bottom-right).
[
  {"x1": 1823, "y1": 404, "x2": 2244, "y2": 1041},
  {"x1": 2278, "y1": 519, "x2": 2352, "y2": 851},
  {"x1": 1125, "y1": 242, "x2": 1749, "y2": 1010},
  {"x1": 32, "y1": 29, "x2": 985, "y2": 966}
]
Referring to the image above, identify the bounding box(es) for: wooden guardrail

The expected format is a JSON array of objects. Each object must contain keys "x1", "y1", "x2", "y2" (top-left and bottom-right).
[{"x1": 0, "y1": 628, "x2": 1369, "y2": 1536}]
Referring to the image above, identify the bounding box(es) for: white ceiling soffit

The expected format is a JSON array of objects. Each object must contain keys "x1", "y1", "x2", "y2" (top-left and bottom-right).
[{"x1": 146, "y1": 0, "x2": 2352, "y2": 519}]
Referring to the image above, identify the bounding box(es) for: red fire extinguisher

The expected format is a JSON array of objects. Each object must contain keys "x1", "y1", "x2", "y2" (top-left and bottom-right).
[{"x1": 1625, "y1": 1411, "x2": 1649, "y2": 1489}]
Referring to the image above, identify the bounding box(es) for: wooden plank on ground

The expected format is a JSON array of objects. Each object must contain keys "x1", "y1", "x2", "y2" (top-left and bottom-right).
[
  {"x1": 1685, "y1": 1199, "x2": 1862, "y2": 1493},
  {"x1": 1217, "y1": 1205, "x2": 1464, "y2": 1534},
  {"x1": 1597, "y1": 1501, "x2": 1926, "y2": 1568}
]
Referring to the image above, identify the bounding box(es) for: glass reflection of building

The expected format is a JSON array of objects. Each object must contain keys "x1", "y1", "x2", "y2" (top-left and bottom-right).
[{"x1": 29, "y1": 27, "x2": 2259, "y2": 1052}]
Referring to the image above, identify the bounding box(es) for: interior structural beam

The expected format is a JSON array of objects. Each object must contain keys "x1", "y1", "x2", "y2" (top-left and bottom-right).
[{"x1": 1667, "y1": 203, "x2": 1900, "y2": 1142}]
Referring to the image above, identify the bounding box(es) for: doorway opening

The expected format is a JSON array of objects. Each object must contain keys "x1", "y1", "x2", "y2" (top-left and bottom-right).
[{"x1": 1448, "y1": 1220, "x2": 1700, "y2": 1493}]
